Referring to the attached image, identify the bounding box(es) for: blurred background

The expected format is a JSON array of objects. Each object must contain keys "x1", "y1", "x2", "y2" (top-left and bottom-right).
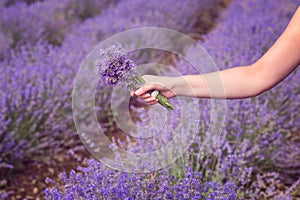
[{"x1": 0, "y1": 0, "x2": 299, "y2": 199}]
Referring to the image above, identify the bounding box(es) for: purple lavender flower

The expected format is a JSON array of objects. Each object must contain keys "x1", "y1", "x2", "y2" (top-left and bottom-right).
[
  {"x1": 96, "y1": 44, "x2": 137, "y2": 87},
  {"x1": 0, "y1": 0, "x2": 116, "y2": 51},
  {"x1": 44, "y1": 160, "x2": 238, "y2": 199},
  {"x1": 95, "y1": 44, "x2": 174, "y2": 110},
  {"x1": 0, "y1": 0, "x2": 298, "y2": 198}
]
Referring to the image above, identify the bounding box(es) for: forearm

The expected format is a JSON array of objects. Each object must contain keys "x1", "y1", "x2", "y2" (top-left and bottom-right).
[
  {"x1": 172, "y1": 65, "x2": 262, "y2": 99},
  {"x1": 173, "y1": 6, "x2": 300, "y2": 99},
  {"x1": 135, "y1": 7, "x2": 300, "y2": 101}
]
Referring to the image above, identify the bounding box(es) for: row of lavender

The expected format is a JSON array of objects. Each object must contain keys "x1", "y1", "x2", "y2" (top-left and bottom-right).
[
  {"x1": 45, "y1": 0, "x2": 300, "y2": 200},
  {"x1": 0, "y1": 0, "x2": 119, "y2": 59},
  {"x1": 1, "y1": 0, "x2": 299, "y2": 199},
  {"x1": 0, "y1": 0, "x2": 219, "y2": 198},
  {"x1": 200, "y1": 1, "x2": 300, "y2": 198},
  {"x1": 0, "y1": 0, "x2": 118, "y2": 189}
]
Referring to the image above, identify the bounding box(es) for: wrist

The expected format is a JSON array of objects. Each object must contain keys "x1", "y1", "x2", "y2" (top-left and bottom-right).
[
  {"x1": 170, "y1": 76, "x2": 189, "y2": 96},
  {"x1": 172, "y1": 75, "x2": 206, "y2": 97}
]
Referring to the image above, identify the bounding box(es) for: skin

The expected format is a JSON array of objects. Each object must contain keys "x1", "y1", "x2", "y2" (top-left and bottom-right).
[{"x1": 131, "y1": 6, "x2": 300, "y2": 105}]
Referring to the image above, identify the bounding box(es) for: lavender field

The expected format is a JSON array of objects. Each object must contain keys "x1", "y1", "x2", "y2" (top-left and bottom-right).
[{"x1": 1, "y1": 0, "x2": 300, "y2": 199}]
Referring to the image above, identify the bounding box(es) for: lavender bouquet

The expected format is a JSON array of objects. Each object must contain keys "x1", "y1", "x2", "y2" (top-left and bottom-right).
[{"x1": 95, "y1": 44, "x2": 174, "y2": 110}]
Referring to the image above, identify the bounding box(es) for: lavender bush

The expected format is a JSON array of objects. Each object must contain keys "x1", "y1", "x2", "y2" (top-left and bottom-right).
[
  {"x1": 197, "y1": 0, "x2": 300, "y2": 198},
  {"x1": 0, "y1": 0, "x2": 117, "y2": 56},
  {"x1": 0, "y1": 42, "x2": 75, "y2": 169},
  {"x1": 0, "y1": 0, "x2": 224, "y2": 198},
  {"x1": 44, "y1": 159, "x2": 238, "y2": 200},
  {"x1": 0, "y1": 0, "x2": 299, "y2": 198},
  {"x1": 63, "y1": 0, "x2": 217, "y2": 52},
  {"x1": 45, "y1": 0, "x2": 299, "y2": 199}
]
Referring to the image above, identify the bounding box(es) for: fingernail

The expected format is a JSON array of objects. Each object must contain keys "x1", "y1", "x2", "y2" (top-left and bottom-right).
[{"x1": 135, "y1": 89, "x2": 141, "y2": 95}]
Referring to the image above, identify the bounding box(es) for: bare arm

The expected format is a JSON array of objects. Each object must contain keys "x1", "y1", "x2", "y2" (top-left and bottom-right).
[{"x1": 133, "y1": 7, "x2": 300, "y2": 103}]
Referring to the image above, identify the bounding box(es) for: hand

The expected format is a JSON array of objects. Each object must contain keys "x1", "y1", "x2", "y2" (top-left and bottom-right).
[{"x1": 130, "y1": 75, "x2": 176, "y2": 105}]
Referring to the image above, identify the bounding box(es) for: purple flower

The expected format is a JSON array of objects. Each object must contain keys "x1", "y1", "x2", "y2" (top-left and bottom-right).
[
  {"x1": 44, "y1": 160, "x2": 238, "y2": 199},
  {"x1": 0, "y1": 0, "x2": 299, "y2": 199},
  {"x1": 95, "y1": 44, "x2": 137, "y2": 87},
  {"x1": 95, "y1": 44, "x2": 174, "y2": 110}
]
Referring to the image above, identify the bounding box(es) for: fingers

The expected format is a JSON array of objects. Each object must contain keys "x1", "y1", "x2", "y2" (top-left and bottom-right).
[
  {"x1": 130, "y1": 91, "x2": 135, "y2": 97},
  {"x1": 134, "y1": 84, "x2": 157, "y2": 96},
  {"x1": 130, "y1": 90, "x2": 158, "y2": 105},
  {"x1": 144, "y1": 97, "x2": 159, "y2": 105},
  {"x1": 139, "y1": 93, "x2": 151, "y2": 99},
  {"x1": 130, "y1": 90, "x2": 152, "y2": 99},
  {"x1": 130, "y1": 81, "x2": 160, "y2": 105}
]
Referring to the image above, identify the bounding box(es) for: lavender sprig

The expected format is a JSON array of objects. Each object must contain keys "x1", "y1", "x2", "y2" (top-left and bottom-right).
[{"x1": 95, "y1": 44, "x2": 174, "y2": 110}]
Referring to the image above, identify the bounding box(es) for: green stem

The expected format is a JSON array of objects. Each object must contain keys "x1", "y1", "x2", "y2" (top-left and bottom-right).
[{"x1": 132, "y1": 75, "x2": 174, "y2": 111}]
